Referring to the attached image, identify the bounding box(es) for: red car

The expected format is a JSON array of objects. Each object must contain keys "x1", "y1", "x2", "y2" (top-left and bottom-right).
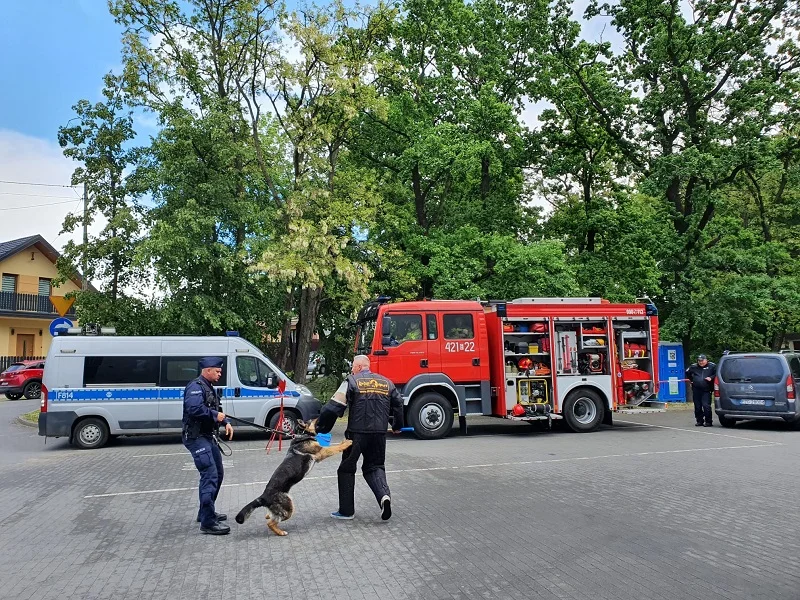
[{"x1": 0, "y1": 360, "x2": 44, "y2": 400}]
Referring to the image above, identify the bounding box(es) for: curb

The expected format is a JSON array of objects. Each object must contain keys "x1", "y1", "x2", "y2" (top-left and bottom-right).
[{"x1": 15, "y1": 416, "x2": 37, "y2": 428}]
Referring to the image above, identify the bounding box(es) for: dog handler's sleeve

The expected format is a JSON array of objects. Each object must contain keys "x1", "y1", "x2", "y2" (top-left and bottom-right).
[
  {"x1": 389, "y1": 384, "x2": 404, "y2": 432},
  {"x1": 316, "y1": 382, "x2": 348, "y2": 434}
]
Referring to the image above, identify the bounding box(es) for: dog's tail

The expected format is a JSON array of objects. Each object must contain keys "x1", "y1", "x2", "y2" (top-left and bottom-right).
[{"x1": 235, "y1": 498, "x2": 265, "y2": 524}]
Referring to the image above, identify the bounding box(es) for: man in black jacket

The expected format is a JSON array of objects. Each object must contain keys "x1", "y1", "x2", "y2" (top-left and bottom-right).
[
  {"x1": 316, "y1": 354, "x2": 404, "y2": 521},
  {"x1": 686, "y1": 354, "x2": 717, "y2": 427}
]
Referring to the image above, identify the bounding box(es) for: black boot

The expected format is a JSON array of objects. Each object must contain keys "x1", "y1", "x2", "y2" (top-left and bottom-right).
[{"x1": 200, "y1": 523, "x2": 230, "y2": 535}]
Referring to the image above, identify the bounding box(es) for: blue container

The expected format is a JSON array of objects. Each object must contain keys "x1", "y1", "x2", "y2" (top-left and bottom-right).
[
  {"x1": 657, "y1": 342, "x2": 686, "y2": 402},
  {"x1": 316, "y1": 432, "x2": 331, "y2": 447}
]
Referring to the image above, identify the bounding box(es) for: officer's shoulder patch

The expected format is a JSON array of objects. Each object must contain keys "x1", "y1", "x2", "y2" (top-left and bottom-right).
[{"x1": 189, "y1": 390, "x2": 202, "y2": 395}]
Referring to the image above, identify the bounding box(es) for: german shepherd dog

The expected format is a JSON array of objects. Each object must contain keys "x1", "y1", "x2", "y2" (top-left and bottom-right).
[{"x1": 234, "y1": 419, "x2": 352, "y2": 536}]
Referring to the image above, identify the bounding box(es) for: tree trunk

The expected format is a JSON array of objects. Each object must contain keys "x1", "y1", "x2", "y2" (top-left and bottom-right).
[
  {"x1": 582, "y1": 169, "x2": 596, "y2": 253},
  {"x1": 411, "y1": 163, "x2": 427, "y2": 230},
  {"x1": 292, "y1": 286, "x2": 323, "y2": 384},
  {"x1": 275, "y1": 289, "x2": 294, "y2": 371}
]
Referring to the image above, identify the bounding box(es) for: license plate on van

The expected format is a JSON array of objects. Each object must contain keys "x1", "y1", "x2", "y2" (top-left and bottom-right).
[{"x1": 739, "y1": 398, "x2": 766, "y2": 405}]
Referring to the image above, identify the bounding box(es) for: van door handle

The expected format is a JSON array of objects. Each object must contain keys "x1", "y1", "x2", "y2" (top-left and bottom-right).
[
  {"x1": 234, "y1": 387, "x2": 241, "y2": 398},
  {"x1": 420, "y1": 359, "x2": 428, "y2": 368},
  {"x1": 374, "y1": 350, "x2": 388, "y2": 356},
  {"x1": 472, "y1": 358, "x2": 480, "y2": 366}
]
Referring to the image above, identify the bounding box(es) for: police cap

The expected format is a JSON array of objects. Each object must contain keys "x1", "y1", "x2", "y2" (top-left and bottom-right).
[
  {"x1": 199, "y1": 357, "x2": 224, "y2": 369},
  {"x1": 697, "y1": 354, "x2": 707, "y2": 360}
]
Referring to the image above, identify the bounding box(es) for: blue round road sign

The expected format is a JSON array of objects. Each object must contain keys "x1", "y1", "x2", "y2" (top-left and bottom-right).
[{"x1": 50, "y1": 317, "x2": 74, "y2": 337}]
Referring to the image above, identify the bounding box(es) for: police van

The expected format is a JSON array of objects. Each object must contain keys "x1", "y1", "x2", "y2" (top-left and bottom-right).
[{"x1": 38, "y1": 331, "x2": 322, "y2": 449}]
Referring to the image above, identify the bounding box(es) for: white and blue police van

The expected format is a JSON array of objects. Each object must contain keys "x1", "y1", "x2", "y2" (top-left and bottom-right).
[{"x1": 38, "y1": 329, "x2": 321, "y2": 449}]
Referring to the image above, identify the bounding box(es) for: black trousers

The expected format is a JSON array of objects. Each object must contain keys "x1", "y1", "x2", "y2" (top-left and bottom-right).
[
  {"x1": 337, "y1": 432, "x2": 390, "y2": 516},
  {"x1": 694, "y1": 390, "x2": 713, "y2": 424}
]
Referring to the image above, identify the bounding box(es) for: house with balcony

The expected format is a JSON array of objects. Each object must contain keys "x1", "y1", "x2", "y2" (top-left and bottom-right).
[{"x1": 0, "y1": 235, "x2": 90, "y2": 368}]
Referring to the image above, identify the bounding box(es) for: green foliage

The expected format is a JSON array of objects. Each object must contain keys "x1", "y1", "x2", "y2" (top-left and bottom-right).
[
  {"x1": 57, "y1": 73, "x2": 144, "y2": 302},
  {"x1": 56, "y1": 0, "x2": 800, "y2": 368}
]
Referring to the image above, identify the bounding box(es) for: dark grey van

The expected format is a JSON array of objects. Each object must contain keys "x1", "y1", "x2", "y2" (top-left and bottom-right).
[{"x1": 714, "y1": 352, "x2": 800, "y2": 427}]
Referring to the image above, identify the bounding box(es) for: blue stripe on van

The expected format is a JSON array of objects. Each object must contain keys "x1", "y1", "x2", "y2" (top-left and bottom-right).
[{"x1": 47, "y1": 387, "x2": 300, "y2": 402}]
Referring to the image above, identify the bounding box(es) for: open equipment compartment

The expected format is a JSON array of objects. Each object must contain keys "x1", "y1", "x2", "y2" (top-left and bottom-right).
[{"x1": 502, "y1": 316, "x2": 553, "y2": 420}]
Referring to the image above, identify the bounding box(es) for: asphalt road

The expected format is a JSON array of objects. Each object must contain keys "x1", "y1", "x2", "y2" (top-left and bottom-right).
[{"x1": 1, "y1": 402, "x2": 799, "y2": 600}]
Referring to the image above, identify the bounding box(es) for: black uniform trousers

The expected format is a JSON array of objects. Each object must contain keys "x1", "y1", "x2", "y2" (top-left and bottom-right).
[
  {"x1": 693, "y1": 390, "x2": 713, "y2": 425},
  {"x1": 337, "y1": 432, "x2": 390, "y2": 517},
  {"x1": 184, "y1": 434, "x2": 224, "y2": 527}
]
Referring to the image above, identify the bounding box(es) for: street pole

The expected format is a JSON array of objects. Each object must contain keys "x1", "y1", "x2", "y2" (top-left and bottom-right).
[{"x1": 82, "y1": 182, "x2": 88, "y2": 291}]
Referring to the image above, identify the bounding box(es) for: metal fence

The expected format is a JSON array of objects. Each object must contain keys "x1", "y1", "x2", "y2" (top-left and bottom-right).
[
  {"x1": 0, "y1": 292, "x2": 75, "y2": 316},
  {"x1": 0, "y1": 355, "x2": 45, "y2": 372}
]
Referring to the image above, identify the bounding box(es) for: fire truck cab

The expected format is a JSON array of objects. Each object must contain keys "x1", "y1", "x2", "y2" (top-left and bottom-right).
[{"x1": 353, "y1": 297, "x2": 662, "y2": 439}]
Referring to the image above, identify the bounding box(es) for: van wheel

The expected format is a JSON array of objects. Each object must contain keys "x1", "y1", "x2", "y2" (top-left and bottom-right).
[
  {"x1": 23, "y1": 381, "x2": 41, "y2": 399},
  {"x1": 73, "y1": 418, "x2": 110, "y2": 450},
  {"x1": 408, "y1": 393, "x2": 454, "y2": 440},
  {"x1": 269, "y1": 411, "x2": 299, "y2": 437},
  {"x1": 718, "y1": 415, "x2": 736, "y2": 428},
  {"x1": 563, "y1": 390, "x2": 604, "y2": 433},
  {"x1": 5, "y1": 392, "x2": 22, "y2": 400}
]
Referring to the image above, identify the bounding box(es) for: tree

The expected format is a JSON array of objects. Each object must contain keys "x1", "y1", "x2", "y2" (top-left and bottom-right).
[
  {"x1": 251, "y1": 3, "x2": 390, "y2": 381},
  {"x1": 544, "y1": 0, "x2": 800, "y2": 353},
  {"x1": 57, "y1": 73, "x2": 146, "y2": 324}
]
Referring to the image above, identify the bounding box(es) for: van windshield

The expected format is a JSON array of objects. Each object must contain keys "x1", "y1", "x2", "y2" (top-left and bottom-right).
[{"x1": 721, "y1": 357, "x2": 784, "y2": 384}]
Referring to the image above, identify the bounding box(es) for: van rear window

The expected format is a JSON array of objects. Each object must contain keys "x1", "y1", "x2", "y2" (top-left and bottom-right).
[
  {"x1": 84, "y1": 356, "x2": 160, "y2": 386},
  {"x1": 720, "y1": 357, "x2": 784, "y2": 384}
]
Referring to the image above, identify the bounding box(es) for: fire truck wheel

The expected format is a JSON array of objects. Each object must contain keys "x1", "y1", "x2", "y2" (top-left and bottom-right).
[
  {"x1": 408, "y1": 393, "x2": 454, "y2": 440},
  {"x1": 563, "y1": 389, "x2": 603, "y2": 433}
]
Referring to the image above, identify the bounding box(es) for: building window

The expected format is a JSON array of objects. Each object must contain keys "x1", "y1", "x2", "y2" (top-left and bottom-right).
[
  {"x1": 2, "y1": 274, "x2": 17, "y2": 294},
  {"x1": 38, "y1": 278, "x2": 51, "y2": 296}
]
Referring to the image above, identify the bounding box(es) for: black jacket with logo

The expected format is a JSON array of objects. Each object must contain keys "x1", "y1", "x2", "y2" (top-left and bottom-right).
[
  {"x1": 685, "y1": 362, "x2": 717, "y2": 393},
  {"x1": 317, "y1": 369, "x2": 404, "y2": 434}
]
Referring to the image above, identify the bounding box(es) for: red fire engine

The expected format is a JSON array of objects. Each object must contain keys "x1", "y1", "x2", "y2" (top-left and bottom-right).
[{"x1": 353, "y1": 297, "x2": 663, "y2": 439}]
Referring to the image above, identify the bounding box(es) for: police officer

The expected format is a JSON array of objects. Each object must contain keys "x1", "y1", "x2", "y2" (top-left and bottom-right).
[
  {"x1": 686, "y1": 354, "x2": 717, "y2": 427},
  {"x1": 316, "y1": 354, "x2": 404, "y2": 521},
  {"x1": 183, "y1": 357, "x2": 234, "y2": 535}
]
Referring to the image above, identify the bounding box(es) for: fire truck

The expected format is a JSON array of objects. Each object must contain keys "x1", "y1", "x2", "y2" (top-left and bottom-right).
[{"x1": 353, "y1": 297, "x2": 663, "y2": 439}]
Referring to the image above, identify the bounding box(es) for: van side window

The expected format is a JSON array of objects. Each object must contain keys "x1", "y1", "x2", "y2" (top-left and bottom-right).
[
  {"x1": 159, "y1": 357, "x2": 227, "y2": 387},
  {"x1": 237, "y1": 356, "x2": 275, "y2": 388},
  {"x1": 84, "y1": 356, "x2": 160, "y2": 386},
  {"x1": 443, "y1": 314, "x2": 474, "y2": 339}
]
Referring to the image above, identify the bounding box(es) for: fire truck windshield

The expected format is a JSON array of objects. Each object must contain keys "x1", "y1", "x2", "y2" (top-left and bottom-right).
[{"x1": 355, "y1": 318, "x2": 377, "y2": 355}]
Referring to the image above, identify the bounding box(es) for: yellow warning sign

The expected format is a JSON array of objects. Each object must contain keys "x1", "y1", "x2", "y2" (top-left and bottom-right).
[{"x1": 49, "y1": 296, "x2": 75, "y2": 317}]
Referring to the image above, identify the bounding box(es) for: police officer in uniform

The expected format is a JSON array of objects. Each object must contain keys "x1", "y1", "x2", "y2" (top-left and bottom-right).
[
  {"x1": 316, "y1": 354, "x2": 404, "y2": 521},
  {"x1": 183, "y1": 357, "x2": 234, "y2": 535},
  {"x1": 686, "y1": 354, "x2": 717, "y2": 427}
]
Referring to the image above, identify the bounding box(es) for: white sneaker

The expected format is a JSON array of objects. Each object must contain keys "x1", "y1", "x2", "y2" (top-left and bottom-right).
[{"x1": 380, "y1": 495, "x2": 391, "y2": 521}]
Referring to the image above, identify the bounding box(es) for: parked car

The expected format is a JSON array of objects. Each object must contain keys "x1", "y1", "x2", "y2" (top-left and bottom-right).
[
  {"x1": 307, "y1": 352, "x2": 328, "y2": 377},
  {"x1": 714, "y1": 352, "x2": 800, "y2": 427},
  {"x1": 0, "y1": 360, "x2": 44, "y2": 400}
]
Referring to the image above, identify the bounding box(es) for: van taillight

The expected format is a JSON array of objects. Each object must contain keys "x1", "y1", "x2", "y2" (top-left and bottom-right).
[
  {"x1": 787, "y1": 376, "x2": 795, "y2": 401},
  {"x1": 40, "y1": 384, "x2": 48, "y2": 412},
  {"x1": 713, "y1": 376, "x2": 719, "y2": 399}
]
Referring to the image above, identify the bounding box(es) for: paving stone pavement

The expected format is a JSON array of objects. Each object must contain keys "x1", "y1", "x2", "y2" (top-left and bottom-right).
[{"x1": 2, "y1": 401, "x2": 800, "y2": 600}]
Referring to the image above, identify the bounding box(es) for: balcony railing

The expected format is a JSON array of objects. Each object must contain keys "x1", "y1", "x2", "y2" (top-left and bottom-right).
[{"x1": 0, "y1": 292, "x2": 75, "y2": 316}]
